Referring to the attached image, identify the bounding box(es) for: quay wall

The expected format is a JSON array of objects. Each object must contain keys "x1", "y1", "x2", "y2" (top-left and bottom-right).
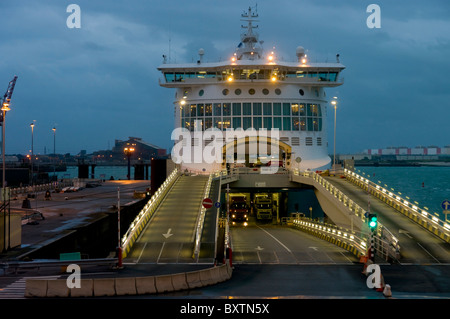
[{"x1": 25, "y1": 198, "x2": 149, "y2": 260}]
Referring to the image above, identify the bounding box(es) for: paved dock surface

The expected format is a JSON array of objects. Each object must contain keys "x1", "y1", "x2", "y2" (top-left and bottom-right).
[{"x1": 1, "y1": 179, "x2": 151, "y2": 260}]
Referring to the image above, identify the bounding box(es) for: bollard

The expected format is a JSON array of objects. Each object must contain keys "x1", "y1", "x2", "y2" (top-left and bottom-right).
[{"x1": 383, "y1": 284, "x2": 392, "y2": 297}]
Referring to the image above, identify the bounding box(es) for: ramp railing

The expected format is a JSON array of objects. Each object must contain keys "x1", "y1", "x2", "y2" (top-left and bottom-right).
[
  {"x1": 291, "y1": 169, "x2": 400, "y2": 261},
  {"x1": 344, "y1": 168, "x2": 450, "y2": 243},
  {"x1": 193, "y1": 173, "x2": 214, "y2": 259},
  {"x1": 121, "y1": 168, "x2": 179, "y2": 258}
]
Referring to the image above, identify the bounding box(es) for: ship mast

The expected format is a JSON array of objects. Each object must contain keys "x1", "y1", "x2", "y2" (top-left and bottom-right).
[{"x1": 236, "y1": 6, "x2": 263, "y2": 60}]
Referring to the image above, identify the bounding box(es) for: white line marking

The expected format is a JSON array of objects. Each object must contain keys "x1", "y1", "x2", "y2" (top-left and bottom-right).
[{"x1": 257, "y1": 226, "x2": 291, "y2": 253}]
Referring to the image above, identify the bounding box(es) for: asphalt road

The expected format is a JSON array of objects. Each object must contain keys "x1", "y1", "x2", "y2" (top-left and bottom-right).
[
  {"x1": 230, "y1": 223, "x2": 359, "y2": 264},
  {"x1": 125, "y1": 175, "x2": 209, "y2": 264}
]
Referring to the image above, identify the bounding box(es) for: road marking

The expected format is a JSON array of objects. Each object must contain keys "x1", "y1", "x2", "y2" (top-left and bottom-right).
[
  {"x1": 255, "y1": 246, "x2": 264, "y2": 251},
  {"x1": 163, "y1": 228, "x2": 173, "y2": 239},
  {"x1": 136, "y1": 242, "x2": 148, "y2": 263},
  {"x1": 399, "y1": 229, "x2": 413, "y2": 239},
  {"x1": 0, "y1": 275, "x2": 60, "y2": 299},
  {"x1": 157, "y1": 242, "x2": 166, "y2": 263},
  {"x1": 257, "y1": 226, "x2": 291, "y2": 253},
  {"x1": 417, "y1": 243, "x2": 440, "y2": 263}
]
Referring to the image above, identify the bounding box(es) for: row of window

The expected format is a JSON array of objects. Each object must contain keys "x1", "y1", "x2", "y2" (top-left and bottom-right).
[
  {"x1": 181, "y1": 117, "x2": 323, "y2": 132},
  {"x1": 181, "y1": 102, "x2": 322, "y2": 117},
  {"x1": 186, "y1": 136, "x2": 324, "y2": 147},
  {"x1": 165, "y1": 70, "x2": 338, "y2": 82}
]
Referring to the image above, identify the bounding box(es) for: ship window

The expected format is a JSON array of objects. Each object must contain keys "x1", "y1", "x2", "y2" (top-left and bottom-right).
[
  {"x1": 282, "y1": 103, "x2": 290, "y2": 116},
  {"x1": 263, "y1": 117, "x2": 272, "y2": 129},
  {"x1": 235, "y1": 88, "x2": 242, "y2": 95},
  {"x1": 199, "y1": 89, "x2": 204, "y2": 96},
  {"x1": 273, "y1": 103, "x2": 281, "y2": 115},
  {"x1": 222, "y1": 117, "x2": 231, "y2": 130},
  {"x1": 190, "y1": 104, "x2": 196, "y2": 117},
  {"x1": 273, "y1": 117, "x2": 282, "y2": 130},
  {"x1": 329, "y1": 72, "x2": 337, "y2": 81},
  {"x1": 223, "y1": 103, "x2": 231, "y2": 116},
  {"x1": 214, "y1": 103, "x2": 222, "y2": 116},
  {"x1": 243, "y1": 103, "x2": 252, "y2": 115},
  {"x1": 291, "y1": 103, "x2": 299, "y2": 116},
  {"x1": 253, "y1": 103, "x2": 262, "y2": 115},
  {"x1": 197, "y1": 104, "x2": 204, "y2": 116},
  {"x1": 243, "y1": 117, "x2": 252, "y2": 130},
  {"x1": 249, "y1": 88, "x2": 256, "y2": 95},
  {"x1": 299, "y1": 89, "x2": 304, "y2": 96},
  {"x1": 233, "y1": 117, "x2": 241, "y2": 128},
  {"x1": 300, "y1": 119, "x2": 306, "y2": 131},
  {"x1": 262, "y1": 88, "x2": 269, "y2": 95},
  {"x1": 275, "y1": 88, "x2": 281, "y2": 95},
  {"x1": 253, "y1": 117, "x2": 262, "y2": 130},
  {"x1": 232, "y1": 103, "x2": 242, "y2": 115},
  {"x1": 214, "y1": 118, "x2": 221, "y2": 129},
  {"x1": 263, "y1": 103, "x2": 272, "y2": 115},
  {"x1": 205, "y1": 118, "x2": 212, "y2": 130},
  {"x1": 292, "y1": 118, "x2": 299, "y2": 131},
  {"x1": 283, "y1": 117, "x2": 291, "y2": 130},
  {"x1": 299, "y1": 103, "x2": 306, "y2": 116},
  {"x1": 164, "y1": 73, "x2": 175, "y2": 82},
  {"x1": 205, "y1": 103, "x2": 212, "y2": 116},
  {"x1": 222, "y1": 89, "x2": 229, "y2": 96}
]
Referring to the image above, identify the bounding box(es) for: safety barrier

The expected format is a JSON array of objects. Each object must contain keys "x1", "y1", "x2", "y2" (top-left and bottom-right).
[
  {"x1": 24, "y1": 263, "x2": 233, "y2": 298},
  {"x1": 291, "y1": 216, "x2": 397, "y2": 261},
  {"x1": 193, "y1": 173, "x2": 213, "y2": 259},
  {"x1": 291, "y1": 169, "x2": 400, "y2": 261},
  {"x1": 121, "y1": 168, "x2": 179, "y2": 258},
  {"x1": 344, "y1": 169, "x2": 450, "y2": 243}
]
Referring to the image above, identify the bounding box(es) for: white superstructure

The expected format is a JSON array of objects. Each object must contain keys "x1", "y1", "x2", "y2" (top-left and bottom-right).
[{"x1": 158, "y1": 7, "x2": 345, "y2": 173}]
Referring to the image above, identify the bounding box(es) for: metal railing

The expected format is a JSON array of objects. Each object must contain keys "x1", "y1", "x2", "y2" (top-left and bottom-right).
[
  {"x1": 121, "y1": 168, "x2": 179, "y2": 257},
  {"x1": 291, "y1": 169, "x2": 400, "y2": 261},
  {"x1": 290, "y1": 216, "x2": 397, "y2": 261},
  {"x1": 193, "y1": 173, "x2": 213, "y2": 259},
  {"x1": 344, "y1": 168, "x2": 450, "y2": 243}
]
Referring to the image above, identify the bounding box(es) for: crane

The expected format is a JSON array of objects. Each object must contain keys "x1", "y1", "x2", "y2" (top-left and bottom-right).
[{"x1": 1, "y1": 75, "x2": 18, "y2": 124}]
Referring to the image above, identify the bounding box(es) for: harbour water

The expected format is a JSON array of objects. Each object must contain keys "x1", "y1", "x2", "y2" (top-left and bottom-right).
[
  {"x1": 354, "y1": 166, "x2": 450, "y2": 221},
  {"x1": 54, "y1": 165, "x2": 140, "y2": 181}
]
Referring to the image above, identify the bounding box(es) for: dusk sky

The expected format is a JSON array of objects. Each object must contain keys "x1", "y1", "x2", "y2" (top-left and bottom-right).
[{"x1": 1, "y1": 0, "x2": 449, "y2": 156}]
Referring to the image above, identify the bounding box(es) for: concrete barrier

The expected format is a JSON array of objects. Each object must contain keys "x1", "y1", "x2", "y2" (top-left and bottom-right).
[
  {"x1": 70, "y1": 279, "x2": 93, "y2": 297},
  {"x1": 25, "y1": 263, "x2": 233, "y2": 298},
  {"x1": 135, "y1": 276, "x2": 156, "y2": 295},
  {"x1": 155, "y1": 274, "x2": 174, "y2": 293},
  {"x1": 93, "y1": 278, "x2": 116, "y2": 297},
  {"x1": 171, "y1": 273, "x2": 188, "y2": 291},
  {"x1": 199, "y1": 268, "x2": 215, "y2": 286},
  {"x1": 25, "y1": 279, "x2": 48, "y2": 298},
  {"x1": 47, "y1": 279, "x2": 70, "y2": 297},
  {"x1": 115, "y1": 277, "x2": 137, "y2": 296},
  {"x1": 186, "y1": 270, "x2": 203, "y2": 289}
]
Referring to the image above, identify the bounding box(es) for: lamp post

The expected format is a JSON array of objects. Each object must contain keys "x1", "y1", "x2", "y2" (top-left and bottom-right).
[
  {"x1": 124, "y1": 146, "x2": 135, "y2": 180},
  {"x1": 30, "y1": 121, "x2": 35, "y2": 186},
  {"x1": 52, "y1": 127, "x2": 56, "y2": 181},
  {"x1": 1, "y1": 100, "x2": 10, "y2": 252},
  {"x1": 331, "y1": 97, "x2": 338, "y2": 171}
]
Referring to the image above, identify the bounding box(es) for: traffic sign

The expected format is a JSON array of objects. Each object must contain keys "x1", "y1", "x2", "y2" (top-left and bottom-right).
[
  {"x1": 202, "y1": 198, "x2": 213, "y2": 209},
  {"x1": 441, "y1": 200, "x2": 450, "y2": 211},
  {"x1": 214, "y1": 202, "x2": 221, "y2": 208}
]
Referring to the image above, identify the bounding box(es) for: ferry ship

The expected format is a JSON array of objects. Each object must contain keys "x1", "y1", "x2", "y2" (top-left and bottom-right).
[{"x1": 158, "y1": 7, "x2": 345, "y2": 173}]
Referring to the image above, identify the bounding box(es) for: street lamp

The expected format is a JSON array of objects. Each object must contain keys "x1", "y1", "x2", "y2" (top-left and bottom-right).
[
  {"x1": 124, "y1": 146, "x2": 135, "y2": 180},
  {"x1": 30, "y1": 121, "x2": 35, "y2": 186},
  {"x1": 52, "y1": 127, "x2": 56, "y2": 181},
  {"x1": 331, "y1": 97, "x2": 338, "y2": 171},
  {"x1": 1, "y1": 101, "x2": 10, "y2": 190}
]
